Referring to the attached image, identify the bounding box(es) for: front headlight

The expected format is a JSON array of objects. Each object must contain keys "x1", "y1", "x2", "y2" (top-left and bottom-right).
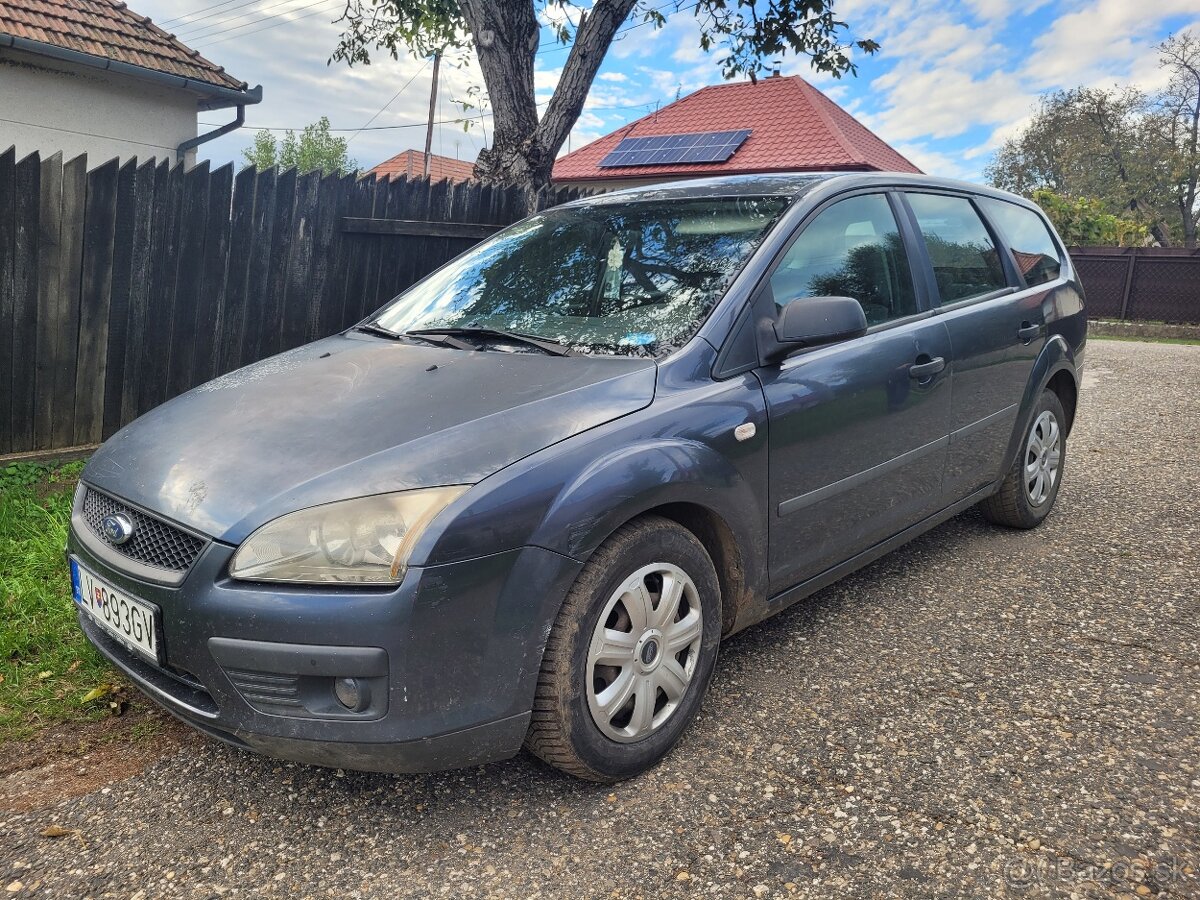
[{"x1": 229, "y1": 487, "x2": 468, "y2": 585}]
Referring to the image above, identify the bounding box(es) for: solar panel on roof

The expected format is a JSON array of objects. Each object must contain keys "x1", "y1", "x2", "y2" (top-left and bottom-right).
[{"x1": 598, "y1": 129, "x2": 752, "y2": 168}]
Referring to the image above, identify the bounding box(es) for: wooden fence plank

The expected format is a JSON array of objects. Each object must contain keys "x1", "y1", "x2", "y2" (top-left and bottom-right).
[
  {"x1": 100, "y1": 158, "x2": 137, "y2": 441},
  {"x1": 0, "y1": 147, "x2": 16, "y2": 454},
  {"x1": 73, "y1": 156, "x2": 119, "y2": 445},
  {"x1": 262, "y1": 167, "x2": 297, "y2": 359},
  {"x1": 218, "y1": 166, "x2": 258, "y2": 376},
  {"x1": 119, "y1": 159, "x2": 157, "y2": 428},
  {"x1": 49, "y1": 155, "x2": 87, "y2": 449},
  {"x1": 11, "y1": 152, "x2": 42, "y2": 452},
  {"x1": 32, "y1": 152, "x2": 63, "y2": 450},
  {"x1": 139, "y1": 161, "x2": 180, "y2": 416},
  {"x1": 242, "y1": 167, "x2": 278, "y2": 367},
  {"x1": 192, "y1": 162, "x2": 233, "y2": 386},
  {"x1": 313, "y1": 173, "x2": 351, "y2": 340},
  {"x1": 341, "y1": 175, "x2": 378, "y2": 324},
  {"x1": 167, "y1": 161, "x2": 211, "y2": 399},
  {"x1": 282, "y1": 170, "x2": 320, "y2": 350}
]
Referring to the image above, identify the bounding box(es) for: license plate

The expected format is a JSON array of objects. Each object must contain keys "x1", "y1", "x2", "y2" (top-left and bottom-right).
[{"x1": 70, "y1": 558, "x2": 160, "y2": 664}]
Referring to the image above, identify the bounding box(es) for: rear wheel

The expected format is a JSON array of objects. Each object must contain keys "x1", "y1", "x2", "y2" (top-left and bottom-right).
[
  {"x1": 525, "y1": 516, "x2": 721, "y2": 781},
  {"x1": 980, "y1": 389, "x2": 1067, "y2": 529}
]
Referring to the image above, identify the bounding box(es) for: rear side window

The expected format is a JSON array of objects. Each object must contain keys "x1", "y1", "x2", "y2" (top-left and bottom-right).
[
  {"x1": 905, "y1": 193, "x2": 1007, "y2": 304},
  {"x1": 770, "y1": 194, "x2": 918, "y2": 326},
  {"x1": 978, "y1": 198, "x2": 1063, "y2": 286}
]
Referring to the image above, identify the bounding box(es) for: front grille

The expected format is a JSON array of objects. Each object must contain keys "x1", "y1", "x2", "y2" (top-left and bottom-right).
[{"x1": 82, "y1": 487, "x2": 207, "y2": 573}]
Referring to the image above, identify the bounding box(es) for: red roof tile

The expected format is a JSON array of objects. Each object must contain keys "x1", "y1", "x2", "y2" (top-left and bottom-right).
[
  {"x1": 368, "y1": 149, "x2": 475, "y2": 183},
  {"x1": 553, "y1": 75, "x2": 920, "y2": 182},
  {"x1": 0, "y1": 0, "x2": 246, "y2": 90}
]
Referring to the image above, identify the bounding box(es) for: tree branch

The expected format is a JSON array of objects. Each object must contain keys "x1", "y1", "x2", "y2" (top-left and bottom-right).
[{"x1": 537, "y1": 0, "x2": 639, "y2": 154}]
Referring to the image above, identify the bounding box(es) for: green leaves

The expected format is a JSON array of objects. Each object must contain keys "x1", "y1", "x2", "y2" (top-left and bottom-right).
[
  {"x1": 0, "y1": 463, "x2": 47, "y2": 492},
  {"x1": 1031, "y1": 189, "x2": 1148, "y2": 248},
  {"x1": 241, "y1": 117, "x2": 359, "y2": 177}
]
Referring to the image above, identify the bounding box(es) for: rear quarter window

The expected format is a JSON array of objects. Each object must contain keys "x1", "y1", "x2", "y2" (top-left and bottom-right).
[{"x1": 978, "y1": 198, "x2": 1063, "y2": 287}]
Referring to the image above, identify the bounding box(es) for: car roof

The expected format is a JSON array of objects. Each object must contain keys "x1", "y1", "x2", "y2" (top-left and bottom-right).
[{"x1": 565, "y1": 171, "x2": 1038, "y2": 210}]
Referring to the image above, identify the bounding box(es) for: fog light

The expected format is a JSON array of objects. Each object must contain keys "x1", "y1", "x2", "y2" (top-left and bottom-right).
[{"x1": 333, "y1": 677, "x2": 369, "y2": 712}]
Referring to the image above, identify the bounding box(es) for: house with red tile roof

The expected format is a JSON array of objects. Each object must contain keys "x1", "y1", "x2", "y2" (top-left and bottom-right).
[
  {"x1": 368, "y1": 149, "x2": 476, "y2": 184},
  {"x1": 553, "y1": 74, "x2": 919, "y2": 190},
  {"x1": 0, "y1": 0, "x2": 260, "y2": 166}
]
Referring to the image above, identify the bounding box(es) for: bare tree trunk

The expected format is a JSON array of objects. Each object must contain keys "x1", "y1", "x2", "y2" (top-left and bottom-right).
[{"x1": 462, "y1": 0, "x2": 638, "y2": 211}]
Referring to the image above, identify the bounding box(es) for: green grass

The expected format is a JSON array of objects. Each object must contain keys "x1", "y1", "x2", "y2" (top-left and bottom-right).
[
  {"x1": 0, "y1": 459, "x2": 117, "y2": 742},
  {"x1": 1092, "y1": 334, "x2": 1200, "y2": 346}
]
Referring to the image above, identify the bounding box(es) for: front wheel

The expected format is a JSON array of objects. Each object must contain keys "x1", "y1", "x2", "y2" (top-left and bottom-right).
[
  {"x1": 525, "y1": 516, "x2": 722, "y2": 781},
  {"x1": 980, "y1": 389, "x2": 1067, "y2": 529}
]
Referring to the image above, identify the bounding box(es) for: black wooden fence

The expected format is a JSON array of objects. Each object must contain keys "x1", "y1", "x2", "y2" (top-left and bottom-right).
[
  {"x1": 3, "y1": 150, "x2": 1199, "y2": 459},
  {"x1": 0, "y1": 149, "x2": 583, "y2": 457},
  {"x1": 1069, "y1": 246, "x2": 1200, "y2": 324}
]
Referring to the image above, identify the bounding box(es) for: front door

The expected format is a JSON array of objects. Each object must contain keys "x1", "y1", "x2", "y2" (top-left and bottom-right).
[{"x1": 754, "y1": 192, "x2": 953, "y2": 594}]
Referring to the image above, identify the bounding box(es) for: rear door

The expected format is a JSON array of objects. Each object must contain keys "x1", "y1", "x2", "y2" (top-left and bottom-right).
[
  {"x1": 898, "y1": 191, "x2": 1051, "y2": 501},
  {"x1": 755, "y1": 191, "x2": 953, "y2": 594}
]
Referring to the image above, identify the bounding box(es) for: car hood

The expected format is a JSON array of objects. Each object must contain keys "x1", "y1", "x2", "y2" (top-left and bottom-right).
[{"x1": 84, "y1": 333, "x2": 657, "y2": 542}]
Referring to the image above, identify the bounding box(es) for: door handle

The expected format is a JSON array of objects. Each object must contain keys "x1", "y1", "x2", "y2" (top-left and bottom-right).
[
  {"x1": 1018, "y1": 322, "x2": 1040, "y2": 343},
  {"x1": 908, "y1": 356, "x2": 946, "y2": 380}
]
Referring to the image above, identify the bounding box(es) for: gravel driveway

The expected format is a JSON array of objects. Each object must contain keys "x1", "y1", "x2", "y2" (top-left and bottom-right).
[{"x1": 2, "y1": 338, "x2": 1197, "y2": 898}]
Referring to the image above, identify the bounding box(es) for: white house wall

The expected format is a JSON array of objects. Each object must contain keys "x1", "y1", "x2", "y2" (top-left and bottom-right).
[{"x1": 0, "y1": 51, "x2": 199, "y2": 166}]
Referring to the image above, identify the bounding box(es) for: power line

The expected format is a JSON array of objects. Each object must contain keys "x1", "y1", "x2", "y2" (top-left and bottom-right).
[
  {"x1": 347, "y1": 57, "x2": 430, "y2": 144},
  {"x1": 173, "y1": 0, "x2": 323, "y2": 41},
  {"x1": 184, "y1": 0, "x2": 339, "y2": 44},
  {"x1": 160, "y1": 0, "x2": 244, "y2": 27},
  {"x1": 160, "y1": 0, "x2": 248, "y2": 28},
  {"x1": 535, "y1": 0, "x2": 686, "y2": 56},
  {"x1": 191, "y1": 1, "x2": 341, "y2": 48}
]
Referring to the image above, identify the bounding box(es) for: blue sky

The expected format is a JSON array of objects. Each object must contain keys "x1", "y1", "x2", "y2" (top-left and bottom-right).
[{"x1": 140, "y1": 0, "x2": 1200, "y2": 181}]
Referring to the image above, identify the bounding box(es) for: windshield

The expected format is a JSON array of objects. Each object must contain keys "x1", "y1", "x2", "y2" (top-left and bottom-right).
[{"x1": 372, "y1": 196, "x2": 789, "y2": 356}]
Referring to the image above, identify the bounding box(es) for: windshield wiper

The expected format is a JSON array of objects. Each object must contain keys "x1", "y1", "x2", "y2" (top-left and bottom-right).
[
  {"x1": 352, "y1": 322, "x2": 404, "y2": 340},
  {"x1": 407, "y1": 327, "x2": 577, "y2": 357},
  {"x1": 354, "y1": 322, "x2": 474, "y2": 350}
]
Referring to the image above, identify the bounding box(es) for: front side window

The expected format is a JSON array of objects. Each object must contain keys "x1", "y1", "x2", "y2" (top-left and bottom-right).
[
  {"x1": 978, "y1": 198, "x2": 1063, "y2": 287},
  {"x1": 905, "y1": 193, "x2": 1007, "y2": 304},
  {"x1": 769, "y1": 193, "x2": 918, "y2": 326},
  {"x1": 373, "y1": 196, "x2": 789, "y2": 356}
]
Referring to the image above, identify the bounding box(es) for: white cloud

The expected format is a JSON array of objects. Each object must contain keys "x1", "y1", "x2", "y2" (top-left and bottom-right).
[
  {"x1": 1027, "y1": 0, "x2": 1200, "y2": 88},
  {"x1": 963, "y1": 0, "x2": 1052, "y2": 21},
  {"x1": 890, "y1": 142, "x2": 977, "y2": 181},
  {"x1": 598, "y1": 71, "x2": 628, "y2": 83}
]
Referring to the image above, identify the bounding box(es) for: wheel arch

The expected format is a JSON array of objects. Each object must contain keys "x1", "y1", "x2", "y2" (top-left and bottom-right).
[
  {"x1": 636, "y1": 502, "x2": 747, "y2": 636},
  {"x1": 524, "y1": 438, "x2": 767, "y2": 636},
  {"x1": 1000, "y1": 335, "x2": 1080, "y2": 476}
]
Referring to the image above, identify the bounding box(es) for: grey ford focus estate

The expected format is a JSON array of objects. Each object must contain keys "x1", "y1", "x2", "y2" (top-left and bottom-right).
[{"x1": 69, "y1": 172, "x2": 1085, "y2": 781}]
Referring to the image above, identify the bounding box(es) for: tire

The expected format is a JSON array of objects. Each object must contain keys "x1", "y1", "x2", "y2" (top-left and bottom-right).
[
  {"x1": 525, "y1": 516, "x2": 722, "y2": 782},
  {"x1": 980, "y1": 388, "x2": 1067, "y2": 529}
]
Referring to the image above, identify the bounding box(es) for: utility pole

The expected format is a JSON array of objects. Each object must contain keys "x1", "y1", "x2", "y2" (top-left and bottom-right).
[{"x1": 424, "y1": 49, "x2": 441, "y2": 178}]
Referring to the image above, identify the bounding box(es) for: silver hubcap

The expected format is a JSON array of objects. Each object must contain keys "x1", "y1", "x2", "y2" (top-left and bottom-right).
[
  {"x1": 1024, "y1": 410, "x2": 1061, "y2": 506},
  {"x1": 586, "y1": 563, "x2": 703, "y2": 743}
]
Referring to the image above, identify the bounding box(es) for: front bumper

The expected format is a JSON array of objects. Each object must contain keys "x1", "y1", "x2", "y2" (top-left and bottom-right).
[{"x1": 68, "y1": 519, "x2": 582, "y2": 773}]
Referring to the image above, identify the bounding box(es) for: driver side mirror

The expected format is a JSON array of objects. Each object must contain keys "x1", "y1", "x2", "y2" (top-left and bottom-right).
[{"x1": 762, "y1": 296, "x2": 868, "y2": 362}]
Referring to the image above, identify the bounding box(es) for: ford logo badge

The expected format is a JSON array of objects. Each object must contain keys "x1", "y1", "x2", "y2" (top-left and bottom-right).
[{"x1": 101, "y1": 513, "x2": 135, "y2": 545}]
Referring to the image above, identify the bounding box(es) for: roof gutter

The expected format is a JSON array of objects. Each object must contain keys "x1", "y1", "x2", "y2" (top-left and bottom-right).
[{"x1": 0, "y1": 33, "x2": 262, "y2": 111}]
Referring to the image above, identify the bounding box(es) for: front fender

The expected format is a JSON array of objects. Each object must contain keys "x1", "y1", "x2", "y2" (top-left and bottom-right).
[{"x1": 526, "y1": 437, "x2": 765, "y2": 568}]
